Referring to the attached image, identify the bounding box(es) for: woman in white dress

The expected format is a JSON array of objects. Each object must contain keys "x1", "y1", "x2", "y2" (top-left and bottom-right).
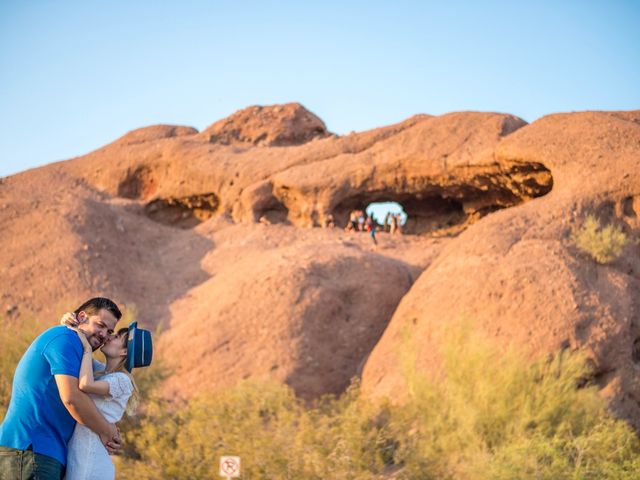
[{"x1": 61, "y1": 315, "x2": 151, "y2": 480}]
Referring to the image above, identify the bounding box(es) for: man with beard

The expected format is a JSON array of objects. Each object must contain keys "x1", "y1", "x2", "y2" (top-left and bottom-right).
[{"x1": 0, "y1": 297, "x2": 123, "y2": 480}]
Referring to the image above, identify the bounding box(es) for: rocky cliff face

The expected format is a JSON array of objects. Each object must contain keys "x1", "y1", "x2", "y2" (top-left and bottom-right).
[
  {"x1": 1, "y1": 103, "x2": 638, "y2": 425},
  {"x1": 361, "y1": 110, "x2": 640, "y2": 428}
]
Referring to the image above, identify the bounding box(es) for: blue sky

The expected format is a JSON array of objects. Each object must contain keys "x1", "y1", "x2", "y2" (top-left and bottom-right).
[{"x1": 1, "y1": 0, "x2": 639, "y2": 177}]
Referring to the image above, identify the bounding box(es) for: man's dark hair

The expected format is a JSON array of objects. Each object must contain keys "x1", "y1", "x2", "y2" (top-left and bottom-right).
[{"x1": 74, "y1": 297, "x2": 122, "y2": 321}]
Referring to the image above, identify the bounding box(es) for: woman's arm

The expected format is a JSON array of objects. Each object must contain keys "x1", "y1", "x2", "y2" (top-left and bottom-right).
[
  {"x1": 78, "y1": 348, "x2": 110, "y2": 395},
  {"x1": 74, "y1": 329, "x2": 111, "y2": 396},
  {"x1": 59, "y1": 312, "x2": 112, "y2": 396}
]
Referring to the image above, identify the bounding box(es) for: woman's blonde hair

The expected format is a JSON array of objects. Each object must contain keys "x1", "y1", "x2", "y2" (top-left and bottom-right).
[{"x1": 95, "y1": 327, "x2": 140, "y2": 416}]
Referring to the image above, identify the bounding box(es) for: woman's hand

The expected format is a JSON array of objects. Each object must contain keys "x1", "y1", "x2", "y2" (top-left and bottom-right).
[
  {"x1": 60, "y1": 312, "x2": 79, "y2": 327},
  {"x1": 75, "y1": 329, "x2": 93, "y2": 354},
  {"x1": 61, "y1": 312, "x2": 92, "y2": 353}
]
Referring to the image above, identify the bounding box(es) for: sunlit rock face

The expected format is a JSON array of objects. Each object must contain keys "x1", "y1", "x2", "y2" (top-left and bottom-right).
[
  {"x1": 361, "y1": 110, "x2": 640, "y2": 430},
  {"x1": 200, "y1": 102, "x2": 330, "y2": 147},
  {"x1": 3, "y1": 103, "x2": 640, "y2": 428}
]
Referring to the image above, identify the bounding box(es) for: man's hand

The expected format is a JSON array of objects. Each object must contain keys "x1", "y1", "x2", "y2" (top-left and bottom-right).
[{"x1": 99, "y1": 423, "x2": 122, "y2": 455}]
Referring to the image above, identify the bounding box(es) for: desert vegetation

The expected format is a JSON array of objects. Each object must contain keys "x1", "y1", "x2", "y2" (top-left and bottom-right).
[
  {"x1": 572, "y1": 214, "x2": 628, "y2": 264},
  {"x1": 119, "y1": 323, "x2": 640, "y2": 479},
  {"x1": 2, "y1": 319, "x2": 640, "y2": 479}
]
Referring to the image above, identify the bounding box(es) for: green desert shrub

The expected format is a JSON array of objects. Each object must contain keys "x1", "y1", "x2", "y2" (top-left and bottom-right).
[
  {"x1": 116, "y1": 378, "x2": 394, "y2": 479},
  {"x1": 390, "y1": 322, "x2": 640, "y2": 479},
  {"x1": 118, "y1": 322, "x2": 640, "y2": 479},
  {"x1": 572, "y1": 214, "x2": 628, "y2": 263},
  {"x1": 2, "y1": 314, "x2": 639, "y2": 478}
]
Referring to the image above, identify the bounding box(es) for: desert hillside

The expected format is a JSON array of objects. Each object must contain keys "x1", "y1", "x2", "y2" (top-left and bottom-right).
[{"x1": 1, "y1": 103, "x2": 638, "y2": 427}]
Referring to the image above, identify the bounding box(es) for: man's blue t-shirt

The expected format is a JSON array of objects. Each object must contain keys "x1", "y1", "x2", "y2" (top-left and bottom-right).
[{"x1": 0, "y1": 326, "x2": 83, "y2": 466}]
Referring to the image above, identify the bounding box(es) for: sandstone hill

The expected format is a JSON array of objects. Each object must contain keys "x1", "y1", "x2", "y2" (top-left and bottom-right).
[
  {"x1": 361, "y1": 110, "x2": 640, "y2": 427},
  {"x1": 1, "y1": 103, "x2": 638, "y2": 426}
]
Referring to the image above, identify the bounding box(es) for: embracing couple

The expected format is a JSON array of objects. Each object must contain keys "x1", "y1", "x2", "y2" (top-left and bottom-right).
[{"x1": 0, "y1": 297, "x2": 152, "y2": 480}]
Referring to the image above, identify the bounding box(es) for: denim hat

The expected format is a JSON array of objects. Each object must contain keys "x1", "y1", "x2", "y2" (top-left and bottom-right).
[{"x1": 125, "y1": 322, "x2": 153, "y2": 372}]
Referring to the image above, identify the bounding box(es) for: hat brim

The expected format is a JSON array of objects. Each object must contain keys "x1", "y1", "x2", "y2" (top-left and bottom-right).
[{"x1": 125, "y1": 322, "x2": 138, "y2": 373}]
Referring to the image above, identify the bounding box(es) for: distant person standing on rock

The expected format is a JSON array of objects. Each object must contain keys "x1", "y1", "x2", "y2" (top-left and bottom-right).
[
  {"x1": 390, "y1": 213, "x2": 398, "y2": 235},
  {"x1": 365, "y1": 214, "x2": 378, "y2": 245},
  {"x1": 345, "y1": 210, "x2": 358, "y2": 232},
  {"x1": 357, "y1": 210, "x2": 366, "y2": 231},
  {"x1": 323, "y1": 214, "x2": 335, "y2": 228},
  {"x1": 395, "y1": 213, "x2": 404, "y2": 235}
]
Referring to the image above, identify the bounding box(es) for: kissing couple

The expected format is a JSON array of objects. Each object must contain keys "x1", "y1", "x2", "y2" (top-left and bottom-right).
[{"x1": 0, "y1": 297, "x2": 152, "y2": 480}]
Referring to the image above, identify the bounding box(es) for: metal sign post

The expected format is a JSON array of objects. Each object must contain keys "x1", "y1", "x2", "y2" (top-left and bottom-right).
[{"x1": 219, "y1": 456, "x2": 241, "y2": 479}]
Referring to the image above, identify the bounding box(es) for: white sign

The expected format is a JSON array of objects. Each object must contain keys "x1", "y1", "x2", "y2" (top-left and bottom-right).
[{"x1": 219, "y1": 456, "x2": 241, "y2": 478}]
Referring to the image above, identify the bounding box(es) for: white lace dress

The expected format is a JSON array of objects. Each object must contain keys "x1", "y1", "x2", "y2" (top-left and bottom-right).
[{"x1": 64, "y1": 372, "x2": 133, "y2": 480}]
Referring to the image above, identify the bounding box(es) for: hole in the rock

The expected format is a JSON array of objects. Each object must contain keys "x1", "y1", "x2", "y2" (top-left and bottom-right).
[
  {"x1": 256, "y1": 196, "x2": 289, "y2": 224},
  {"x1": 622, "y1": 196, "x2": 636, "y2": 218},
  {"x1": 117, "y1": 166, "x2": 156, "y2": 199},
  {"x1": 365, "y1": 202, "x2": 407, "y2": 231},
  {"x1": 333, "y1": 193, "x2": 465, "y2": 235},
  {"x1": 145, "y1": 193, "x2": 219, "y2": 229},
  {"x1": 595, "y1": 200, "x2": 616, "y2": 221},
  {"x1": 632, "y1": 337, "x2": 640, "y2": 364},
  {"x1": 403, "y1": 195, "x2": 465, "y2": 235},
  {"x1": 330, "y1": 162, "x2": 553, "y2": 235}
]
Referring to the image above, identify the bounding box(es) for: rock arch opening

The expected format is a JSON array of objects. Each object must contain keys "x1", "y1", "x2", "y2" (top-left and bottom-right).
[
  {"x1": 334, "y1": 193, "x2": 466, "y2": 235},
  {"x1": 366, "y1": 201, "x2": 407, "y2": 227},
  {"x1": 364, "y1": 201, "x2": 410, "y2": 233},
  {"x1": 330, "y1": 162, "x2": 553, "y2": 235}
]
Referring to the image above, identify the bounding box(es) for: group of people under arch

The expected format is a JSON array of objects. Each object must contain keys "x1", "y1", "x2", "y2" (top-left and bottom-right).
[{"x1": 324, "y1": 207, "x2": 404, "y2": 245}]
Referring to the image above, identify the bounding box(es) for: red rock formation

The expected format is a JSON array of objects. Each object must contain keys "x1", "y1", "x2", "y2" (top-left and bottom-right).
[
  {"x1": 2, "y1": 103, "x2": 639, "y2": 427},
  {"x1": 159, "y1": 225, "x2": 419, "y2": 400},
  {"x1": 114, "y1": 124, "x2": 198, "y2": 146},
  {"x1": 361, "y1": 110, "x2": 640, "y2": 428},
  {"x1": 200, "y1": 102, "x2": 330, "y2": 146}
]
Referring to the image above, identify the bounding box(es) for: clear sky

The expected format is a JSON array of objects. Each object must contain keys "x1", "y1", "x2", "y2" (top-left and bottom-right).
[{"x1": 1, "y1": 0, "x2": 639, "y2": 178}]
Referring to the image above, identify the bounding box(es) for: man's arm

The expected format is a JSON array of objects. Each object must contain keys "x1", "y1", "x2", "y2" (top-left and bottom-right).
[{"x1": 54, "y1": 374, "x2": 121, "y2": 453}]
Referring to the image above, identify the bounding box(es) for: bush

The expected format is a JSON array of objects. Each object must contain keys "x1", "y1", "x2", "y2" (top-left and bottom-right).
[
  {"x1": 118, "y1": 322, "x2": 640, "y2": 479},
  {"x1": 2, "y1": 315, "x2": 639, "y2": 478},
  {"x1": 115, "y1": 378, "x2": 394, "y2": 479},
  {"x1": 391, "y1": 322, "x2": 640, "y2": 479},
  {"x1": 572, "y1": 215, "x2": 628, "y2": 264}
]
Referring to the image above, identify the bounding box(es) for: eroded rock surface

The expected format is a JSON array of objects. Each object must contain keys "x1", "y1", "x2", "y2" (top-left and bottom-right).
[
  {"x1": 68, "y1": 108, "x2": 548, "y2": 238},
  {"x1": 200, "y1": 102, "x2": 330, "y2": 146},
  {"x1": 115, "y1": 124, "x2": 198, "y2": 146},
  {"x1": 2, "y1": 103, "x2": 639, "y2": 429},
  {"x1": 361, "y1": 110, "x2": 640, "y2": 428},
  {"x1": 159, "y1": 227, "x2": 419, "y2": 400}
]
